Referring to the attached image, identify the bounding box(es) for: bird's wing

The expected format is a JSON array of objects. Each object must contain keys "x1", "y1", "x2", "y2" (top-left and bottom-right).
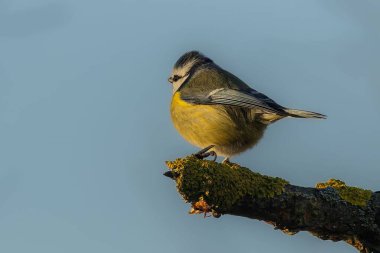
[
  {"x1": 178, "y1": 66, "x2": 287, "y2": 115},
  {"x1": 181, "y1": 88, "x2": 287, "y2": 115}
]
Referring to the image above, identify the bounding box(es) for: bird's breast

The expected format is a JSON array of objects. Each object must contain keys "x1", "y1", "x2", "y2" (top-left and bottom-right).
[
  {"x1": 171, "y1": 92, "x2": 238, "y2": 148},
  {"x1": 170, "y1": 92, "x2": 266, "y2": 157}
]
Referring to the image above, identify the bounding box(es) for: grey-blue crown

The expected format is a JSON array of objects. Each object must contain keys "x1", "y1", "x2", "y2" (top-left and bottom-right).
[{"x1": 174, "y1": 51, "x2": 213, "y2": 69}]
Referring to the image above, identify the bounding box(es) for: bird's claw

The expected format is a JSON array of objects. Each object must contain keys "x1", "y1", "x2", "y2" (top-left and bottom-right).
[
  {"x1": 194, "y1": 145, "x2": 217, "y2": 161},
  {"x1": 222, "y1": 157, "x2": 230, "y2": 164}
]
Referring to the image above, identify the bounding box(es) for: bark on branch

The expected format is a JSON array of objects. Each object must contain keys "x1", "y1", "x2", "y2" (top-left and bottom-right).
[{"x1": 163, "y1": 156, "x2": 380, "y2": 253}]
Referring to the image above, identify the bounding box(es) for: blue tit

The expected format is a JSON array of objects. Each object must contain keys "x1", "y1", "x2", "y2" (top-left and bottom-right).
[{"x1": 168, "y1": 51, "x2": 325, "y2": 163}]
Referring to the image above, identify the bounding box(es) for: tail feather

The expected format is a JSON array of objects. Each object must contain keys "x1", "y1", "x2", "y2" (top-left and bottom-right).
[{"x1": 284, "y1": 108, "x2": 326, "y2": 119}]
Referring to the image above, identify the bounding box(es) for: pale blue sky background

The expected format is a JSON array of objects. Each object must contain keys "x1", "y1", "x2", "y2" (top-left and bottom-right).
[{"x1": 0, "y1": 0, "x2": 379, "y2": 252}]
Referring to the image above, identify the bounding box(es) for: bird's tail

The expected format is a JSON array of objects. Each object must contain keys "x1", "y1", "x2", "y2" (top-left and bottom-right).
[{"x1": 284, "y1": 108, "x2": 326, "y2": 119}]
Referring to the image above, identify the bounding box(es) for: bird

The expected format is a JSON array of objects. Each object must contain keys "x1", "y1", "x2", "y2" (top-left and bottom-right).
[{"x1": 168, "y1": 51, "x2": 326, "y2": 163}]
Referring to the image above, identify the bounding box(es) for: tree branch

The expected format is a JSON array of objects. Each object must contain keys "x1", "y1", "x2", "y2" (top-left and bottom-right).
[{"x1": 164, "y1": 156, "x2": 380, "y2": 253}]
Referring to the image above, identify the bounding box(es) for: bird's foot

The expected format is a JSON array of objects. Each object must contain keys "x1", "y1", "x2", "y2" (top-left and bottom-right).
[
  {"x1": 222, "y1": 157, "x2": 231, "y2": 164},
  {"x1": 194, "y1": 145, "x2": 217, "y2": 162},
  {"x1": 222, "y1": 157, "x2": 240, "y2": 168}
]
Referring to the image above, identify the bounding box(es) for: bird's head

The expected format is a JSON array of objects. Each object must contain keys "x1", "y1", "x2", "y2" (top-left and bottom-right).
[{"x1": 168, "y1": 51, "x2": 212, "y2": 93}]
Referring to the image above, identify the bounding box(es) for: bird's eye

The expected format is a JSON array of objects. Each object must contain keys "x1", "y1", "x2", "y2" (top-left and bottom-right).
[{"x1": 173, "y1": 75, "x2": 181, "y2": 82}]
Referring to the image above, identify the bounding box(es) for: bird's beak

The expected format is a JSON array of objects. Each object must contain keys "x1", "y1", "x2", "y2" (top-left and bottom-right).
[{"x1": 168, "y1": 77, "x2": 173, "y2": 83}]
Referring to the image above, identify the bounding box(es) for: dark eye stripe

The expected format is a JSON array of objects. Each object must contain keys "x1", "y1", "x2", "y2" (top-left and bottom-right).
[{"x1": 173, "y1": 75, "x2": 181, "y2": 81}]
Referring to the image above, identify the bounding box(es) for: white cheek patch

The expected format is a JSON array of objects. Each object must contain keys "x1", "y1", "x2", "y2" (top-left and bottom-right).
[
  {"x1": 172, "y1": 82, "x2": 181, "y2": 94},
  {"x1": 172, "y1": 74, "x2": 189, "y2": 93},
  {"x1": 171, "y1": 59, "x2": 197, "y2": 93}
]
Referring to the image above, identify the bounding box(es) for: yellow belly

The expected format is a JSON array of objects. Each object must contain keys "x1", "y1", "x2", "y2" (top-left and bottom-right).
[{"x1": 170, "y1": 92, "x2": 267, "y2": 157}]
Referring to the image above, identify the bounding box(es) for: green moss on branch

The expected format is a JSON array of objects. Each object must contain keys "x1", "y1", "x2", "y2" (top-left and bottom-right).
[
  {"x1": 166, "y1": 156, "x2": 288, "y2": 213},
  {"x1": 316, "y1": 179, "x2": 372, "y2": 207},
  {"x1": 164, "y1": 156, "x2": 380, "y2": 253}
]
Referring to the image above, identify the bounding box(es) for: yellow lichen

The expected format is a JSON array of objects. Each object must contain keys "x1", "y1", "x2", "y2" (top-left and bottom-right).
[
  {"x1": 316, "y1": 179, "x2": 372, "y2": 207},
  {"x1": 189, "y1": 196, "x2": 212, "y2": 217},
  {"x1": 166, "y1": 156, "x2": 289, "y2": 213}
]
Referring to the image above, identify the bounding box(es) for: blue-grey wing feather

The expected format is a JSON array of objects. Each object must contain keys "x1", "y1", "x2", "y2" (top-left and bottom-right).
[{"x1": 181, "y1": 88, "x2": 287, "y2": 115}]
